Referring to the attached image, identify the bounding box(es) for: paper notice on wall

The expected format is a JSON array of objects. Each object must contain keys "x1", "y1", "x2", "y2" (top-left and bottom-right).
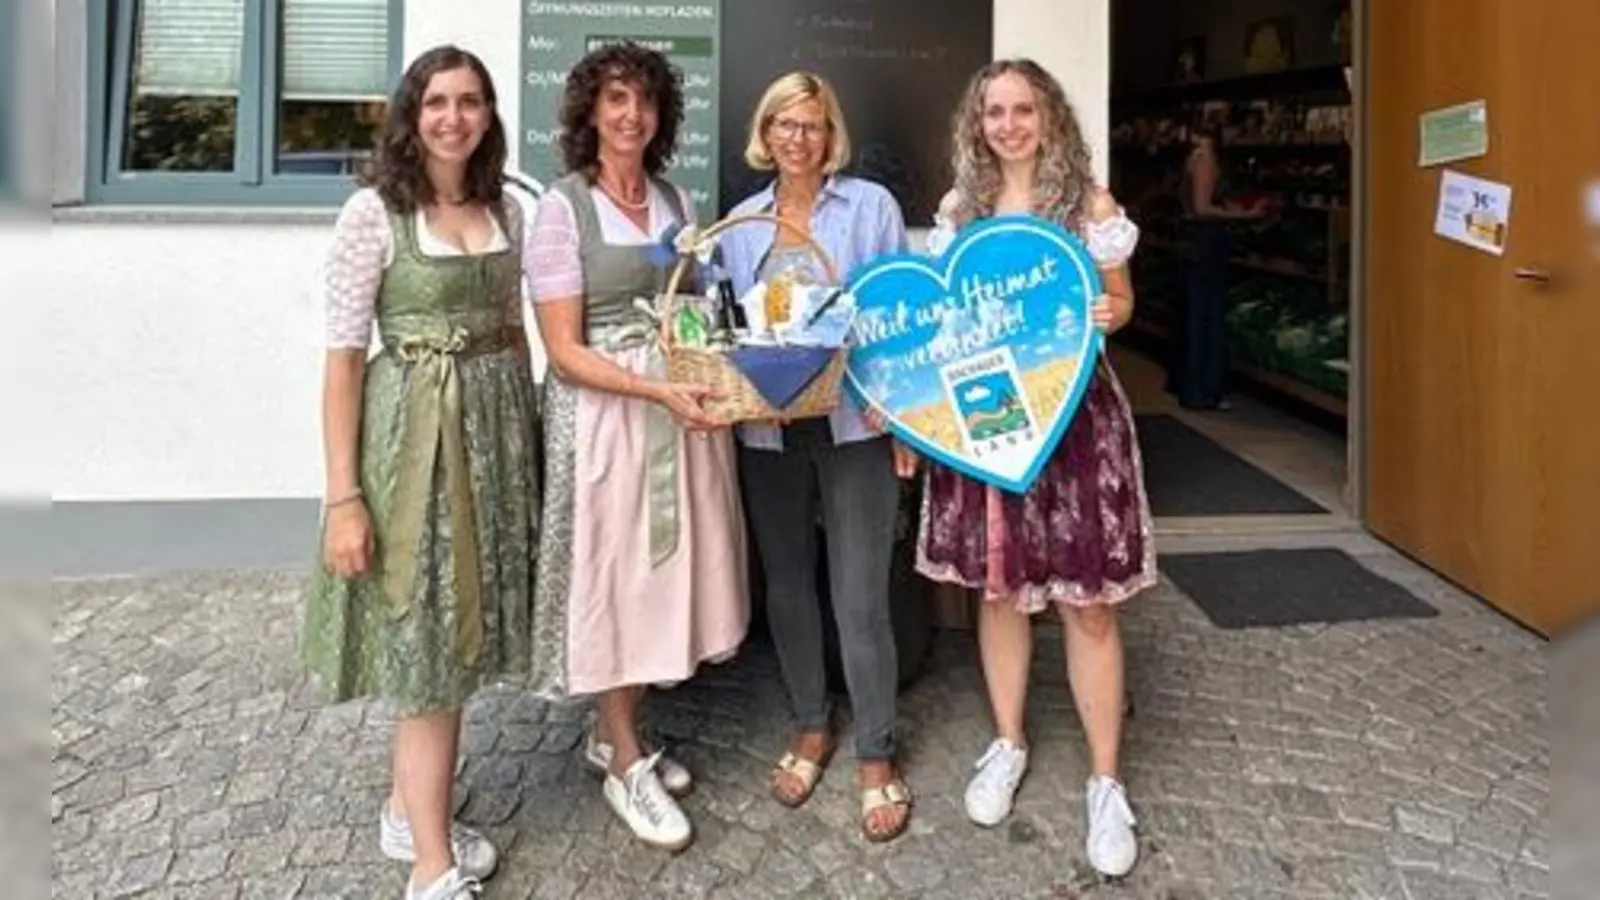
[
  {"x1": 1419, "y1": 100, "x2": 1488, "y2": 167},
  {"x1": 1434, "y1": 170, "x2": 1512, "y2": 256}
]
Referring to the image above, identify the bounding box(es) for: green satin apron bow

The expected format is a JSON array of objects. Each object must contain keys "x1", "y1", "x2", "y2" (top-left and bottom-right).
[
  {"x1": 381, "y1": 325, "x2": 509, "y2": 666},
  {"x1": 595, "y1": 308, "x2": 680, "y2": 568}
]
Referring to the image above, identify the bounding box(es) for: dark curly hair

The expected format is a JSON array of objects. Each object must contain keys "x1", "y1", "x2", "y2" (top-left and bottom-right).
[
  {"x1": 360, "y1": 45, "x2": 507, "y2": 213},
  {"x1": 558, "y1": 42, "x2": 684, "y2": 179}
]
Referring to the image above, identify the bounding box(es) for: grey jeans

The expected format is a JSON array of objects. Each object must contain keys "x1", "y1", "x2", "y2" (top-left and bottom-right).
[{"x1": 739, "y1": 420, "x2": 900, "y2": 760}]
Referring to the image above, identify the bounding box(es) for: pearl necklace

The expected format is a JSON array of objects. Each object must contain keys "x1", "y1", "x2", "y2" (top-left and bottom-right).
[{"x1": 598, "y1": 177, "x2": 650, "y2": 211}]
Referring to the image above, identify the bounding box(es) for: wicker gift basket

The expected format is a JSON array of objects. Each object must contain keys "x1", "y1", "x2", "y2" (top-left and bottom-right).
[{"x1": 658, "y1": 212, "x2": 851, "y2": 426}]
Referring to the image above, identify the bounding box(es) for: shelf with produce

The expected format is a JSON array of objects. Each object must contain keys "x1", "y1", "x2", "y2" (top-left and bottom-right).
[
  {"x1": 1125, "y1": 221, "x2": 1350, "y2": 416},
  {"x1": 1231, "y1": 359, "x2": 1347, "y2": 417},
  {"x1": 1231, "y1": 255, "x2": 1338, "y2": 284},
  {"x1": 1112, "y1": 63, "x2": 1353, "y2": 422},
  {"x1": 1113, "y1": 141, "x2": 1348, "y2": 165},
  {"x1": 1130, "y1": 249, "x2": 1348, "y2": 371},
  {"x1": 1112, "y1": 66, "x2": 1351, "y2": 111},
  {"x1": 1111, "y1": 66, "x2": 1352, "y2": 150},
  {"x1": 1223, "y1": 273, "x2": 1349, "y2": 399},
  {"x1": 1120, "y1": 303, "x2": 1348, "y2": 419},
  {"x1": 1141, "y1": 227, "x2": 1347, "y2": 287}
]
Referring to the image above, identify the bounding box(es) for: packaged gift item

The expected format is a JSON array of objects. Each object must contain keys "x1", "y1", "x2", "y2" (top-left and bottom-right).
[
  {"x1": 673, "y1": 298, "x2": 711, "y2": 348},
  {"x1": 765, "y1": 270, "x2": 797, "y2": 331},
  {"x1": 799, "y1": 288, "x2": 857, "y2": 347},
  {"x1": 730, "y1": 280, "x2": 858, "y2": 348}
]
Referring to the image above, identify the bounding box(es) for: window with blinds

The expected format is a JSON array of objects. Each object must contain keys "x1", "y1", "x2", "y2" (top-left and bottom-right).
[
  {"x1": 276, "y1": 0, "x2": 392, "y2": 175},
  {"x1": 130, "y1": 0, "x2": 389, "y2": 100},
  {"x1": 107, "y1": 0, "x2": 394, "y2": 188},
  {"x1": 123, "y1": 0, "x2": 246, "y2": 172}
]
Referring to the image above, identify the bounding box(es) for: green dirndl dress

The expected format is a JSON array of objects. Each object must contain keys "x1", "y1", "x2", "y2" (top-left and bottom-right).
[{"x1": 301, "y1": 200, "x2": 540, "y2": 716}]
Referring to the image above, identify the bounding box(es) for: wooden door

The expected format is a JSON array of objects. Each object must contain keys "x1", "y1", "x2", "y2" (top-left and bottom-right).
[{"x1": 1365, "y1": 0, "x2": 1600, "y2": 636}]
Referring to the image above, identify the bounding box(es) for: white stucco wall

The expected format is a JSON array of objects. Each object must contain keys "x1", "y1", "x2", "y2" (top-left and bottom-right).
[
  {"x1": 996, "y1": 0, "x2": 1111, "y2": 185},
  {"x1": 51, "y1": 223, "x2": 327, "y2": 500},
  {"x1": 405, "y1": 2, "x2": 527, "y2": 173},
  {"x1": 50, "y1": 0, "x2": 1109, "y2": 501}
]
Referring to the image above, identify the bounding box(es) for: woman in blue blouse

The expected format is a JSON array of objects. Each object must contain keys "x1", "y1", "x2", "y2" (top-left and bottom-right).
[{"x1": 720, "y1": 71, "x2": 912, "y2": 843}]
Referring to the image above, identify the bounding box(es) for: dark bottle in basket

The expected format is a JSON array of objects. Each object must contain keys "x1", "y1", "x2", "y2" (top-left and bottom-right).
[
  {"x1": 707, "y1": 262, "x2": 747, "y2": 332},
  {"x1": 720, "y1": 277, "x2": 748, "y2": 331}
]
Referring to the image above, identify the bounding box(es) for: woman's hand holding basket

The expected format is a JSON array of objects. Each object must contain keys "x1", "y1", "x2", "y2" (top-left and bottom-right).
[{"x1": 649, "y1": 380, "x2": 724, "y2": 431}]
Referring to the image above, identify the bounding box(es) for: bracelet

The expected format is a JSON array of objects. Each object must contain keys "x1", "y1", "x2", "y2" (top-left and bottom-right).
[{"x1": 324, "y1": 489, "x2": 363, "y2": 509}]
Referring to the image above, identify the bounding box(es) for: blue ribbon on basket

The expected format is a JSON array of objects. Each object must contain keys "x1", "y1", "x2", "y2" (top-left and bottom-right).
[
  {"x1": 645, "y1": 223, "x2": 684, "y2": 269},
  {"x1": 725, "y1": 345, "x2": 837, "y2": 410}
]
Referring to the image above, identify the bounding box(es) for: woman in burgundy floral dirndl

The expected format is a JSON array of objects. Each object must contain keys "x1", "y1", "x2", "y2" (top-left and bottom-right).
[{"x1": 908, "y1": 58, "x2": 1158, "y2": 879}]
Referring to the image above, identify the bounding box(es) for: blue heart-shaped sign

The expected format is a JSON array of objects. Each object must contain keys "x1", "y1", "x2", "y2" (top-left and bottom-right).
[{"x1": 844, "y1": 215, "x2": 1103, "y2": 493}]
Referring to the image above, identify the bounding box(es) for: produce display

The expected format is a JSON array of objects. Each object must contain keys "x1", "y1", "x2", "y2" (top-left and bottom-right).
[{"x1": 1111, "y1": 67, "x2": 1352, "y2": 411}]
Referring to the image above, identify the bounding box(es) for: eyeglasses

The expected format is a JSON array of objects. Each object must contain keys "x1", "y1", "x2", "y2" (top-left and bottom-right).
[{"x1": 769, "y1": 118, "x2": 828, "y2": 142}]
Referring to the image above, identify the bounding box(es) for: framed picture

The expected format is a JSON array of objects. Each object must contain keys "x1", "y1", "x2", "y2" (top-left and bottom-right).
[
  {"x1": 1169, "y1": 36, "x2": 1206, "y2": 85},
  {"x1": 1243, "y1": 17, "x2": 1295, "y2": 73}
]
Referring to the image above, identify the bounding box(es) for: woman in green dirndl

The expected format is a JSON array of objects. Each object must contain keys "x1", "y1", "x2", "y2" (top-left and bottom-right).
[{"x1": 301, "y1": 46, "x2": 538, "y2": 900}]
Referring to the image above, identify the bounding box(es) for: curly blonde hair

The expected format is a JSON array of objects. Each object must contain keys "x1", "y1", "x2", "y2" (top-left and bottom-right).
[{"x1": 947, "y1": 59, "x2": 1095, "y2": 228}]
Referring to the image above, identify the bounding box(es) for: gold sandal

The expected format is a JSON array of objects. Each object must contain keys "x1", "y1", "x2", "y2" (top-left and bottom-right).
[
  {"x1": 771, "y1": 749, "x2": 831, "y2": 808},
  {"x1": 860, "y1": 779, "x2": 913, "y2": 843}
]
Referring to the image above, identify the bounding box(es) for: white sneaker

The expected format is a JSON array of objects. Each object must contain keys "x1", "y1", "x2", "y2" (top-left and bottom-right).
[
  {"x1": 603, "y1": 752, "x2": 693, "y2": 851},
  {"x1": 964, "y1": 738, "x2": 1029, "y2": 827},
  {"x1": 380, "y1": 804, "x2": 499, "y2": 881},
  {"x1": 1085, "y1": 775, "x2": 1138, "y2": 877},
  {"x1": 405, "y1": 867, "x2": 482, "y2": 900},
  {"x1": 583, "y1": 726, "x2": 694, "y2": 797}
]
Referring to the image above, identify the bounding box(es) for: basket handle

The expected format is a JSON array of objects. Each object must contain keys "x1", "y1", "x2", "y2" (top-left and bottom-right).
[{"x1": 659, "y1": 212, "x2": 841, "y2": 345}]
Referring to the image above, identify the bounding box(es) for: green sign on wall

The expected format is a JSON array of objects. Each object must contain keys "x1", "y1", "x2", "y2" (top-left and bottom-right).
[{"x1": 521, "y1": 1, "x2": 722, "y2": 214}]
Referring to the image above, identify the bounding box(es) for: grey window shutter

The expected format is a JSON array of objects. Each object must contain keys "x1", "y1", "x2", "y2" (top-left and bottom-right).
[
  {"x1": 281, "y1": 0, "x2": 390, "y2": 102},
  {"x1": 132, "y1": 0, "x2": 248, "y2": 97}
]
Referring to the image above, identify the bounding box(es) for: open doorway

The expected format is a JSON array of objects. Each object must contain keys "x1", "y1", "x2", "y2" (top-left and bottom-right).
[{"x1": 1108, "y1": 0, "x2": 1356, "y2": 522}]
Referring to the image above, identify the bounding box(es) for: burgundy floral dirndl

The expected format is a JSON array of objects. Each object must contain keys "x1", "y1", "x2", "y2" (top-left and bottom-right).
[{"x1": 914, "y1": 200, "x2": 1158, "y2": 612}]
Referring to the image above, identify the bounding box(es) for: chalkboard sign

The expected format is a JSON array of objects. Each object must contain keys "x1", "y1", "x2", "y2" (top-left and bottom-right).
[
  {"x1": 521, "y1": 2, "x2": 723, "y2": 213},
  {"x1": 718, "y1": 0, "x2": 991, "y2": 224},
  {"x1": 519, "y1": 0, "x2": 990, "y2": 224}
]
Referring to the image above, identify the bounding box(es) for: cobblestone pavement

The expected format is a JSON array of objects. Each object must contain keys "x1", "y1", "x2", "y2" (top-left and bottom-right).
[{"x1": 54, "y1": 539, "x2": 1549, "y2": 900}]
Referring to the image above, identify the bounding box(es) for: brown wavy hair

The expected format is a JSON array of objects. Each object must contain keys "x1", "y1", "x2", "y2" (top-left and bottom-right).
[
  {"x1": 360, "y1": 45, "x2": 507, "y2": 213},
  {"x1": 948, "y1": 59, "x2": 1095, "y2": 228},
  {"x1": 558, "y1": 41, "x2": 684, "y2": 179}
]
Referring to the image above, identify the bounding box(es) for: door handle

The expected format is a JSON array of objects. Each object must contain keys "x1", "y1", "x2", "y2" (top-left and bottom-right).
[{"x1": 1513, "y1": 266, "x2": 1554, "y2": 284}]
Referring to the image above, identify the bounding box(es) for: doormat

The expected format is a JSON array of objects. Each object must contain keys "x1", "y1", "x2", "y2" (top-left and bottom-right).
[
  {"x1": 1135, "y1": 414, "x2": 1328, "y2": 517},
  {"x1": 1162, "y1": 548, "x2": 1440, "y2": 629}
]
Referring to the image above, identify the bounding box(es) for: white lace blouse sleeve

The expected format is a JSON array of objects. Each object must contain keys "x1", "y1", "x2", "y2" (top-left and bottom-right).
[
  {"x1": 925, "y1": 214, "x2": 958, "y2": 256},
  {"x1": 324, "y1": 188, "x2": 393, "y2": 348},
  {"x1": 1084, "y1": 209, "x2": 1141, "y2": 268},
  {"x1": 925, "y1": 190, "x2": 961, "y2": 256},
  {"x1": 527, "y1": 191, "x2": 584, "y2": 303}
]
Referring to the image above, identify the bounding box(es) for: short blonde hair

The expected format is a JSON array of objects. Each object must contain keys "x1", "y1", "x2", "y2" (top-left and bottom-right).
[{"x1": 743, "y1": 72, "x2": 852, "y2": 174}]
